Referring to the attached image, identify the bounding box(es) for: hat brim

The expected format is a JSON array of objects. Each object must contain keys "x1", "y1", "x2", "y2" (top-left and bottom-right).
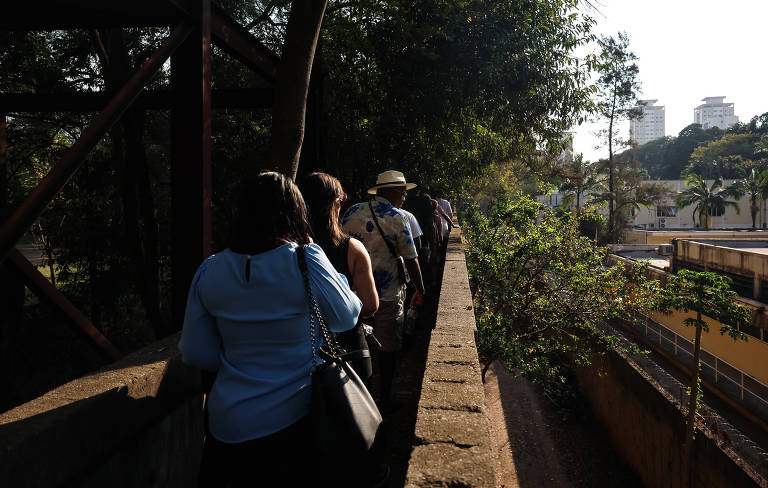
[{"x1": 367, "y1": 182, "x2": 417, "y2": 194}]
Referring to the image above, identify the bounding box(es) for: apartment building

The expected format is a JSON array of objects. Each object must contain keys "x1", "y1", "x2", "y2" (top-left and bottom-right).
[
  {"x1": 629, "y1": 99, "x2": 665, "y2": 145},
  {"x1": 694, "y1": 96, "x2": 739, "y2": 130}
]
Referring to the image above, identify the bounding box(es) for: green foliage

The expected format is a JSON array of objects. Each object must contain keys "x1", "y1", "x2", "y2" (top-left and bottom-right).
[
  {"x1": 1, "y1": 0, "x2": 603, "y2": 381},
  {"x1": 634, "y1": 124, "x2": 725, "y2": 180},
  {"x1": 319, "y1": 0, "x2": 598, "y2": 199},
  {"x1": 593, "y1": 32, "x2": 642, "y2": 236},
  {"x1": 675, "y1": 174, "x2": 739, "y2": 229},
  {"x1": 726, "y1": 167, "x2": 768, "y2": 228},
  {"x1": 633, "y1": 114, "x2": 768, "y2": 180},
  {"x1": 593, "y1": 158, "x2": 667, "y2": 241},
  {"x1": 559, "y1": 153, "x2": 603, "y2": 213},
  {"x1": 655, "y1": 269, "x2": 749, "y2": 450},
  {"x1": 464, "y1": 193, "x2": 657, "y2": 384},
  {"x1": 657, "y1": 270, "x2": 750, "y2": 340},
  {"x1": 685, "y1": 133, "x2": 763, "y2": 179}
]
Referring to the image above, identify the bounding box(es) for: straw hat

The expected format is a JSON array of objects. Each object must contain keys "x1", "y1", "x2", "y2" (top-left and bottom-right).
[{"x1": 367, "y1": 170, "x2": 417, "y2": 195}]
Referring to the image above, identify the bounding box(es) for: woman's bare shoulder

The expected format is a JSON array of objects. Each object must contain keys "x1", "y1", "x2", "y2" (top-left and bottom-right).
[{"x1": 347, "y1": 236, "x2": 368, "y2": 254}]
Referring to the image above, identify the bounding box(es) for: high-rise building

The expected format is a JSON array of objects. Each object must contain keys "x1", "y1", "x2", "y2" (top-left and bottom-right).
[
  {"x1": 629, "y1": 99, "x2": 665, "y2": 146},
  {"x1": 694, "y1": 96, "x2": 739, "y2": 130}
]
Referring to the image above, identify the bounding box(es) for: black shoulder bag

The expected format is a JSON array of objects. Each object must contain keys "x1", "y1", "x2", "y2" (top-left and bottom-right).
[
  {"x1": 368, "y1": 200, "x2": 410, "y2": 285},
  {"x1": 296, "y1": 246, "x2": 383, "y2": 460}
]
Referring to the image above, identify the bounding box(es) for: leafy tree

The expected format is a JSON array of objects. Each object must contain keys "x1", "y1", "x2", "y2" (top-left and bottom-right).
[
  {"x1": 675, "y1": 174, "x2": 739, "y2": 229},
  {"x1": 318, "y1": 0, "x2": 598, "y2": 197},
  {"x1": 592, "y1": 151, "x2": 666, "y2": 240},
  {"x1": 594, "y1": 32, "x2": 641, "y2": 236},
  {"x1": 634, "y1": 124, "x2": 725, "y2": 180},
  {"x1": 656, "y1": 270, "x2": 749, "y2": 484},
  {"x1": 726, "y1": 168, "x2": 768, "y2": 228},
  {"x1": 559, "y1": 154, "x2": 603, "y2": 215},
  {"x1": 464, "y1": 194, "x2": 657, "y2": 385},
  {"x1": 684, "y1": 133, "x2": 762, "y2": 179}
]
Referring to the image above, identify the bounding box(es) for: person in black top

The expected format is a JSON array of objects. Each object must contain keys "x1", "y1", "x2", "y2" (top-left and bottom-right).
[
  {"x1": 403, "y1": 184, "x2": 438, "y2": 289},
  {"x1": 300, "y1": 172, "x2": 379, "y2": 384}
]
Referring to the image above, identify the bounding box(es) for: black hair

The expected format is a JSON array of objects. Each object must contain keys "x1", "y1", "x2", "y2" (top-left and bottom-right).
[{"x1": 229, "y1": 171, "x2": 312, "y2": 254}]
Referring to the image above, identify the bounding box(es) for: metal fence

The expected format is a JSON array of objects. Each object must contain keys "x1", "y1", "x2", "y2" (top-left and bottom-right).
[
  {"x1": 610, "y1": 319, "x2": 768, "y2": 478},
  {"x1": 627, "y1": 316, "x2": 768, "y2": 425}
]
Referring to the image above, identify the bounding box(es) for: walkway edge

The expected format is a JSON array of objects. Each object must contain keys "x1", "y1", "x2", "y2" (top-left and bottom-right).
[{"x1": 405, "y1": 227, "x2": 496, "y2": 487}]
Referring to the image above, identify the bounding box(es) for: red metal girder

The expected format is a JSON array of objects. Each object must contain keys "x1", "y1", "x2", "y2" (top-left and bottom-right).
[
  {"x1": 0, "y1": 88, "x2": 274, "y2": 112},
  {"x1": 6, "y1": 249, "x2": 121, "y2": 362},
  {"x1": 210, "y1": 3, "x2": 279, "y2": 83},
  {"x1": 0, "y1": 23, "x2": 194, "y2": 265},
  {"x1": 0, "y1": 0, "x2": 185, "y2": 30},
  {"x1": 170, "y1": 1, "x2": 212, "y2": 332}
]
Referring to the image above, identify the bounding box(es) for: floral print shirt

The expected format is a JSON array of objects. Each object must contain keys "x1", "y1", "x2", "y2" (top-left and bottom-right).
[{"x1": 342, "y1": 196, "x2": 418, "y2": 301}]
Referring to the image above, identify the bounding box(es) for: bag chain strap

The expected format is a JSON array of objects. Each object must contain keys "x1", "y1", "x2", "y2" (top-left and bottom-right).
[{"x1": 297, "y1": 246, "x2": 343, "y2": 369}]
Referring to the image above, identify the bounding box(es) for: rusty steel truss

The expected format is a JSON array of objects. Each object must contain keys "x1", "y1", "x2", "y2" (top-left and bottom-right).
[{"x1": 0, "y1": 0, "x2": 279, "y2": 362}]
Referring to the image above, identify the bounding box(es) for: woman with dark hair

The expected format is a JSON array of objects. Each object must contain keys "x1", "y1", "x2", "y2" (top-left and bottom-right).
[
  {"x1": 179, "y1": 171, "x2": 362, "y2": 487},
  {"x1": 299, "y1": 172, "x2": 378, "y2": 384}
]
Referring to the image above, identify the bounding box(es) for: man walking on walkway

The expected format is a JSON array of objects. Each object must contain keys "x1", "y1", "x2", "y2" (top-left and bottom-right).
[{"x1": 342, "y1": 170, "x2": 425, "y2": 411}]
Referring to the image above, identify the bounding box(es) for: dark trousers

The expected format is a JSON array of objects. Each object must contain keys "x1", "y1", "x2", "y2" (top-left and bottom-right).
[{"x1": 199, "y1": 415, "x2": 319, "y2": 488}]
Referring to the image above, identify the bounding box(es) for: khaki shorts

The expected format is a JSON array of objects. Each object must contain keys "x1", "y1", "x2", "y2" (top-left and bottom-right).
[{"x1": 373, "y1": 288, "x2": 405, "y2": 352}]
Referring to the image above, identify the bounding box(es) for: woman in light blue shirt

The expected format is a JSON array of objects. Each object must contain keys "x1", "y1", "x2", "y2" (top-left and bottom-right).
[{"x1": 179, "y1": 171, "x2": 362, "y2": 486}]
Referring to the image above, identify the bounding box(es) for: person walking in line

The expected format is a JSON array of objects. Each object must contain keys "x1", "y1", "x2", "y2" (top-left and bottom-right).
[
  {"x1": 403, "y1": 183, "x2": 437, "y2": 289},
  {"x1": 342, "y1": 170, "x2": 425, "y2": 412},
  {"x1": 437, "y1": 196, "x2": 453, "y2": 222},
  {"x1": 300, "y1": 172, "x2": 379, "y2": 386},
  {"x1": 436, "y1": 196, "x2": 454, "y2": 247},
  {"x1": 179, "y1": 171, "x2": 363, "y2": 487},
  {"x1": 400, "y1": 207, "x2": 423, "y2": 251}
]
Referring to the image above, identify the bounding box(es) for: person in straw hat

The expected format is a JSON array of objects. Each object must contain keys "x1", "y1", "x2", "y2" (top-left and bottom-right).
[{"x1": 341, "y1": 170, "x2": 425, "y2": 412}]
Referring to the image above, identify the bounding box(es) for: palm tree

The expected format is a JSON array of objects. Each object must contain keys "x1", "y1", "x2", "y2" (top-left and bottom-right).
[
  {"x1": 560, "y1": 154, "x2": 603, "y2": 215},
  {"x1": 676, "y1": 174, "x2": 740, "y2": 229},
  {"x1": 726, "y1": 168, "x2": 768, "y2": 228}
]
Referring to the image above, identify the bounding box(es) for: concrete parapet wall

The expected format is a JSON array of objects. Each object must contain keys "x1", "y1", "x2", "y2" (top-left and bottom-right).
[
  {"x1": 405, "y1": 228, "x2": 496, "y2": 487},
  {"x1": 0, "y1": 333, "x2": 204, "y2": 487},
  {"x1": 574, "y1": 347, "x2": 766, "y2": 488}
]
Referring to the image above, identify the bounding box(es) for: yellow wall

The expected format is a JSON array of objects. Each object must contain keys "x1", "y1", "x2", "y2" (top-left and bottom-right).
[
  {"x1": 608, "y1": 254, "x2": 768, "y2": 386},
  {"x1": 625, "y1": 230, "x2": 768, "y2": 245},
  {"x1": 650, "y1": 310, "x2": 768, "y2": 385}
]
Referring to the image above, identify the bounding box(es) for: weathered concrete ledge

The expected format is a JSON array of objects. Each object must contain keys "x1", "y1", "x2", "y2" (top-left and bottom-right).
[
  {"x1": 405, "y1": 227, "x2": 496, "y2": 487},
  {"x1": 0, "y1": 332, "x2": 203, "y2": 487},
  {"x1": 575, "y1": 338, "x2": 768, "y2": 488}
]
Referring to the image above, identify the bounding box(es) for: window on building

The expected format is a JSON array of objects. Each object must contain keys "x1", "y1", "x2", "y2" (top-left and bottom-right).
[
  {"x1": 656, "y1": 206, "x2": 676, "y2": 217},
  {"x1": 709, "y1": 207, "x2": 724, "y2": 217}
]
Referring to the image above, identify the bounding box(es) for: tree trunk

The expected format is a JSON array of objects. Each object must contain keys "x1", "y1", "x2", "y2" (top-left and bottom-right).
[
  {"x1": 268, "y1": 0, "x2": 328, "y2": 180},
  {"x1": 684, "y1": 318, "x2": 703, "y2": 487},
  {"x1": 297, "y1": 33, "x2": 326, "y2": 176},
  {"x1": 751, "y1": 200, "x2": 758, "y2": 229}
]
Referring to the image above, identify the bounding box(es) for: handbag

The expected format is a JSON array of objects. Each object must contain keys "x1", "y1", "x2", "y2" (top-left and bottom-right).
[
  {"x1": 368, "y1": 200, "x2": 410, "y2": 285},
  {"x1": 296, "y1": 246, "x2": 383, "y2": 459}
]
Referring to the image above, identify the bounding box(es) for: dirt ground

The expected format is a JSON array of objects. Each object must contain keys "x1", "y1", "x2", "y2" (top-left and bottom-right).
[{"x1": 484, "y1": 361, "x2": 646, "y2": 488}]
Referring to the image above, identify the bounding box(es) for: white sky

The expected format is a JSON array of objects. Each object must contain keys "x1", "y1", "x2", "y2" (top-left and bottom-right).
[{"x1": 573, "y1": 0, "x2": 768, "y2": 163}]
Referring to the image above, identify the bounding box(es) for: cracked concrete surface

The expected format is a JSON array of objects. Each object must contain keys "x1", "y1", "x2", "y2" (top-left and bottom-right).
[{"x1": 405, "y1": 229, "x2": 495, "y2": 488}]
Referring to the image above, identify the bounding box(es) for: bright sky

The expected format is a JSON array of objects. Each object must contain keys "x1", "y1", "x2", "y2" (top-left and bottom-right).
[{"x1": 573, "y1": 0, "x2": 768, "y2": 163}]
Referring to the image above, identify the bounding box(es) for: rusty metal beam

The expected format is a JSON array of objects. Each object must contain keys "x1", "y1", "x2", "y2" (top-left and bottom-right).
[
  {"x1": 0, "y1": 88, "x2": 273, "y2": 112},
  {"x1": 0, "y1": 23, "x2": 193, "y2": 265},
  {"x1": 6, "y1": 249, "x2": 121, "y2": 362},
  {"x1": 0, "y1": 0, "x2": 185, "y2": 30},
  {"x1": 170, "y1": 2, "x2": 212, "y2": 332},
  {"x1": 210, "y1": 3, "x2": 279, "y2": 83}
]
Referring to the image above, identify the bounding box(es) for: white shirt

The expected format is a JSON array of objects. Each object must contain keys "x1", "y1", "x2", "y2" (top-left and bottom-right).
[
  {"x1": 401, "y1": 209, "x2": 423, "y2": 239},
  {"x1": 437, "y1": 198, "x2": 453, "y2": 217}
]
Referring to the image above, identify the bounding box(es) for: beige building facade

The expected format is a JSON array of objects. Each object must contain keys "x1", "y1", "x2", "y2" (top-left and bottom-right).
[{"x1": 543, "y1": 179, "x2": 765, "y2": 230}]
